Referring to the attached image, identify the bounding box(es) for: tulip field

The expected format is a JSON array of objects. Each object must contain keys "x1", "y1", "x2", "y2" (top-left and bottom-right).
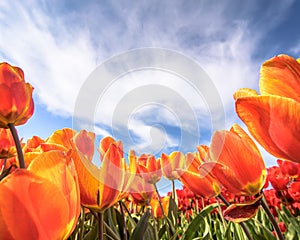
[{"x1": 0, "y1": 55, "x2": 300, "y2": 240}]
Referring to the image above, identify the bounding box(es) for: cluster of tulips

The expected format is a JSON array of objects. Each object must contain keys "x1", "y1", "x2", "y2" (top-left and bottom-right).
[{"x1": 0, "y1": 54, "x2": 300, "y2": 240}]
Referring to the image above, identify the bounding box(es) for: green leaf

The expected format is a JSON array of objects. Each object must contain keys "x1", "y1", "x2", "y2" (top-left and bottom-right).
[
  {"x1": 181, "y1": 203, "x2": 218, "y2": 240},
  {"x1": 130, "y1": 208, "x2": 151, "y2": 240},
  {"x1": 168, "y1": 194, "x2": 178, "y2": 226}
]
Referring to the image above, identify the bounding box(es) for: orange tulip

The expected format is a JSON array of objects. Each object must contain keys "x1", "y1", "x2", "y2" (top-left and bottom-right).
[
  {"x1": 178, "y1": 148, "x2": 221, "y2": 198},
  {"x1": 150, "y1": 193, "x2": 170, "y2": 218},
  {"x1": 129, "y1": 176, "x2": 155, "y2": 206},
  {"x1": 0, "y1": 150, "x2": 80, "y2": 239},
  {"x1": 99, "y1": 136, "x2": 123, "y2": 160},
  {"x1": 235, "y1": 54, "x2": 300, "y2": 163},
  {"x1": 128, "y1": 150, "x2": 155, "y2": 205},
  {"x1": 0, "y1": 128, "x2": 16, "y2": 159},
  {"x1": 161, "y1": 151, "x2": 186, "y2": 180},
  {"x1": 136, "y1": 153, "x2": 162, "y2": 184},
  {"x1": 38, "y1": 128, "x2": 132, "y2": 212},
  {"x1": 0, "y1": 62, "x2": 34, "y2": 128},
  {"x1": 204, "y1": 124, "x2": 266, "y2": 196}
]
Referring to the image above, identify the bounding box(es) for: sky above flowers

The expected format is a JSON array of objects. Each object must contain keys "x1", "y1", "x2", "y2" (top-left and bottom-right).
[{"x1": 1, "y1": 0, "x2": 300, "y2": 170}]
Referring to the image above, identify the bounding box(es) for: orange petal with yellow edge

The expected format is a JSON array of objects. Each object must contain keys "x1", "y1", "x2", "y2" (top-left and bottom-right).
[
  {"x1": 236, "y1": 95, "x2": 300, "y2": 163},
  {"x1": 260, "y1": 54, "x2": 300, "y2": 102}
]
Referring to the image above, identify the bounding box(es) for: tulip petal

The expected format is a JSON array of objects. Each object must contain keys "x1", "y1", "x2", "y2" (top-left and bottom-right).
[
  {"x1": 260, "y1": 54, "x2": 300, "y2": 102},
  {"x1": 209, "y1": 129, "x2": 266, "y2": 189},
  {"x1": 27, "y1": 150, "x2": 80, "y2": 236},
  {"x1": 71, "y1": 150, "x2": 101, "y2": 209},
  {"x1": 236, "y1": 95, "x2": 300, "y2": 163},
  {"x1": 0, "y1": 170, "x2": 70, "y2": 240},
  {"x1": 200, "y1": 162, "x2": 245, "y2": 195},
  {"x1": 179, "y1": 167, "x2": 220, "y2": 198},
  {"x1": 223, "y1": 195, "x2": 262, "y2": 223}
]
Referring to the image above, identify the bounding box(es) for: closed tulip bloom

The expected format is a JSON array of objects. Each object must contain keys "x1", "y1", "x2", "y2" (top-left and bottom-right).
[
  {"x1": 99, "y1": 136, "x2": 123, "y2": 160},
  {"x1": 161, "y1": 151, "x2": 186, "y2": 180},
  {"x1": 205, "y1": 124, "x2": 267, "y2": 196},
  {"x1": 0, "y1": 150, "x2": 80, "y2": 239},
  {"x1": 136, "y1": 153, "x2": 162, "y2": 184},
  {"x1": 235, "y1": 54, "x2": 300, "y2": 163},
  {"x1": 0, "y1": 62, "x2": 34, "y2": 128},
  {"x1": 0, "y1": 128, "x2": 16, "y2": 159},
  {"x1": 178, "y1": 150, "x2": 221, "y2": 198}
]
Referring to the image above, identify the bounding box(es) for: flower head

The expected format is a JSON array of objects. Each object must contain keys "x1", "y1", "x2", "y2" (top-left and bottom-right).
[{"x1": 0, "y1": 62, "x2": 34, "y2": 128}]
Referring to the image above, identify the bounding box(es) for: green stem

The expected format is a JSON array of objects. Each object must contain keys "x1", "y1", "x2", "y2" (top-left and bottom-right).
[
  {"x1": 218, "y1": 194, "x2": 254, "y2": 240},
  {"x1": 103, "y1": 222, "x2": 121, "y2": 240},
  {"x1": 261, "y1": 193, "x2": 285, "y2": 240},
  {"x1": 171, "y1": 180, "x2": 177, "y2": 204},
  {"x1": 98, "y1": 212, "x2": 104, "y2": 240},
  {"x1": 79, "y1": 207, "x2": 86, "y2": 240},
  {"x1": 118, "y1": 201, "x2": 127, "y2": 240},
  {"x1": 8, "y1": 123, "x2": 25, "y2": 169},
  {"x1": 154, "y1": 183, "x2": 166, "y2": 217}
]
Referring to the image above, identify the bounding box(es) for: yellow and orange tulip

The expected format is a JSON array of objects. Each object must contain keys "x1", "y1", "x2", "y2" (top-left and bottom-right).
[
  {"x1": 235, "y1": 54, "x2": 300, "y2": 163},
  {"x1": 161, "y1": 151, "x2": 186, "y2": 180},
  {"x1": 0, "y1": 62, "x2": 34, "y2": 128},
  {"x1": 39, "y1": 128, "x2": 132, "y2": 212},
  {"x1": 150, "y1": 193, "x2": 170, "y2": 218},
  {"x1": 0, "y1": 150, "x2": 80, "y2": 239}
]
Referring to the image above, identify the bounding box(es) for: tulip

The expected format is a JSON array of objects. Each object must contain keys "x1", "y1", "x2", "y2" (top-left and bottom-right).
[
  {"x1": 40, "y1": 128, "x2": 132, "y2": 212},
  {"x1": 0, "y1": 150, "x2": 80, "y2": 239},
  {"x1": 136, "y1": 153, "x2": 162, "y2": 184},
  {"x1": 178, "y1": 149, "x2": 221, "y2": 198},
  {"x1": 161, "y1": 151, "x2": 186, "y2": 180},
  {"x1": 0, "y1": 128, "x2": 16, "y2": 159},
  {"x1": 205, "y1": 124, "x2": 267, "y2": 196},
  {"x1": 150, "y1": 194, "x2": 170, "y2": 218},
  {"x1": 235, "y1": 54, "x2": 300, "y2": 163},
  {"x1": 99, "y1": 136, "x2": 123, "y2": 160},
  {"x1": 129, "y1": 176, "x2": 155, "y2": 206},
  {"x1": 0, "y1": 62, "x2": 34, "y2": 128},
  {"x1": 277, "y1": 159, "x2": 300, "y2": 178},
  {"x1": 267, "y1": 166, "x2": 289, "y2": 191}
]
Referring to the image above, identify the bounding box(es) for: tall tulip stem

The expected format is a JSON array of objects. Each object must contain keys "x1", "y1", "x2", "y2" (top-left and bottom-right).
[
  {"x1": 154, "y1": 183, "x2": 166, "y2": 217},
  {"x1": 261, "y1": 193, "x2": 284, "y2": 240},
  {"x1": 119, "y1": 201, "x2": 127, "y2": 240},
  {"x1": 8, "y1": 123, "x2": 25, "y2": 168},
  {"x1": 98, "y1": 212, "x2": 104, "y2": 240},
  {"x1": 218, "y1": 194, "x2": 254, "y2": 240}
]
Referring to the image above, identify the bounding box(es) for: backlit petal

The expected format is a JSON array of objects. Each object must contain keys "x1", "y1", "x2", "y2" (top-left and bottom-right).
[
  {"x1": 260, "y1": 54, "x2": 300, "y2": 102},
  {"x1": 236, "y1": 95, "x2": 300, "y2": 163}
]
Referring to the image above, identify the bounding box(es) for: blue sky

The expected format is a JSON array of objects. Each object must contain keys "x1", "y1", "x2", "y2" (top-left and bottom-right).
[{"x1": 1, "y1": 0, "x2": 300, "y2": 192}]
